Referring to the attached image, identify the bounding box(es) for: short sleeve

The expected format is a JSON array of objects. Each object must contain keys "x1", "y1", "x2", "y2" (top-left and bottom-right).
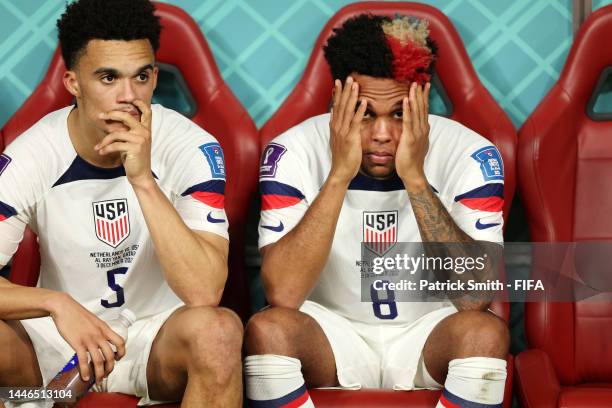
[
  {"x1": 258, "y1": 141, "x2": 309, "y2": 249},
  {"x1": 0, "y1": 152, "x2": 35, "y2": 265},
  {"x1": 172, "y1": 135, "x2": 229, "y2": 240},
  {"x1": 450, "y1": 145, "x2": 505, "y2": 243}
]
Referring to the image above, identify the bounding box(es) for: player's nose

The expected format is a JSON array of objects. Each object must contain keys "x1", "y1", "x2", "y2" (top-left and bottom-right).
[
  {"x1": 371, "y1": 118, "x2": 393, "y2": 143},
  {"x1": 117, "y1": 79, "x2": 136, "y2": 103}
]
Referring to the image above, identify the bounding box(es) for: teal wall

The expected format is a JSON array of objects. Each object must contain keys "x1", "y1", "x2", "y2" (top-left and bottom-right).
[{"x1": 1, "y1": 0, "x2": 611, "y2": 129}]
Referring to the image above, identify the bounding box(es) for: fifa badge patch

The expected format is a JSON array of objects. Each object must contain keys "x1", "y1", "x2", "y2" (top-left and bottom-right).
[
  {"x1": 199, "y1": 142, "x2": 226, "y2": 179},
  {"x1": 0, "y1": 154, "x2": 12, "y2": 176},
  {"x1": 260, "y1": 143, "x2": 287, "y2": 178},
  {"x1": 471, "y1": 146, "x2": 503, "y2": 181},
  {"x1": 363, "y1": 210, "x2": 398, "y2": 256},
  {"x1": 93, "y1": 199, "x2": 130, "y2": 248}
]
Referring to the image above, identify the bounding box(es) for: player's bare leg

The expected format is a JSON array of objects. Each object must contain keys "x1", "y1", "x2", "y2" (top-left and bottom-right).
[
  {"x1": 244, "y1": 307, "x2": 337, "y2": 407},
  {"x1": 422, "y1": 310, "x2": 509, "y2": 406},
  {"x1": 145, "y1": 306, "x2": 243, "y2": 408},
  {"x1": 0, "y1": 320, "x2": 42, "y2": 387},
  {"x1": 245, "y1": 306, "x2": 338, "y2": 387}
]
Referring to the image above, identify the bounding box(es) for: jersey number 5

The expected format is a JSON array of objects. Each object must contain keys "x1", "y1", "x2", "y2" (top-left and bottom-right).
[{"x1": 101, "y1": 267, "x2": 128, "y2": 308}]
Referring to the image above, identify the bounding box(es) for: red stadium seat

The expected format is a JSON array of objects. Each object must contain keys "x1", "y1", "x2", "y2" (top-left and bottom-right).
[
  {"x1": 0, "y1": 2, "x2": 258, "y2": 407},
  {"x1": 516, "y1": 5, "x2": 612, "y2": 407},
  {"x1": 260, "y1": 2, "x2": 516, "y2": 407}
]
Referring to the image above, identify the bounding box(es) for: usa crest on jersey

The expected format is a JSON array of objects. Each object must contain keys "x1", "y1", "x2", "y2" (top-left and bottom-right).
[
  {"x1": 93, "y1": 199, "x2": 130, "y2": 248},
  {"x1": 363, "y1": 210, "x2": 398, "y2": 256}
]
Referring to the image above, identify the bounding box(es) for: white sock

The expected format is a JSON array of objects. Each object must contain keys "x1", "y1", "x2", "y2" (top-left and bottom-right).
[
  {"x1": 436, "y1": 357, "x2": 506, "y2": 407},
  {"x1": 245, "y1": 354, "x2": 315, "y2": 407}
]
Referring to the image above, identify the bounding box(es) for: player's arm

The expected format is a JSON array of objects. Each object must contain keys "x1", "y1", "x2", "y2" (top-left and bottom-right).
[
  {"x1": 0, "y1": 276, "x2": 126, "y2": 384},
  {"x1": 396, "y1": 83, "x2": 500, "y2": 311},
  {"x1": 0, "y1": 155, "x2": 124, "y2": 385},
  {"x1": 0, "y1": 275, "x2": 67, "y2": 319},
  {"x1": 261, "y1": 77, "x2": 367, "y2": 309},
  {"x1": 129, "y1": 181, "x2": 228, "y2": 306},
  {"x1": 96, "y1": 100, "x2": 228, "y2": 307}
]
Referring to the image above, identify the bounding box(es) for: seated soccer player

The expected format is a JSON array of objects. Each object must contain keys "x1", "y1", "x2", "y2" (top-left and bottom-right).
[
  {"x1": 245, "y1": 14, "x2": 509, "y2": 407},
  {"x1": 0, "y1": 1, "x2": 242, "y2": 407}
]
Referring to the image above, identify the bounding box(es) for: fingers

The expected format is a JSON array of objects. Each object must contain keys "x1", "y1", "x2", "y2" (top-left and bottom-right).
[
  {"x1": 424, "y1": 82, "x2": 431, "y2": 114},
  {"x1": 87, "y1": 342, "x2": 105, "y2": 385},
  {"x1": 133, "y1": 100, "x2": 152, "y2": 130},
  {"x1": 416, "y1": 82, "x2": 424, "y2": 118},
  {"x1": 409, "y1": 82, "x2": 420, "y2": 131},
  {"x1": 332, "y1": 79, "x2": 341, "y2": 114},
  {"x1": 97, "y1": 339, "x2": 115, "y2": 378},
  {"x1": 99, "y1": 110, "x2": 141, "y2": 131},
  {"x1": 75, "y1": 348, "x2": 91, "y2": 382},
  {"x1": 104, "y1": 326, "x2": 126, "y2": 360},
  {"x1": 421, "y1": 83, "x2": 430, "y2": 135},
  {"x1": 95, "y1": 131, "x2": 147, "y2": 157},
  {"x1": 97, "y1": 142, "x2": 132, "y2": 156},
  {"x1": 415, "y1": 83, "x2": 426, "y2": 135},
  {"x1": 95, "y1": 132, "x2": 140, "y2": 150},
  {"x1": 351, "y1": 98, "x2": 367, "y2": 127},
  {"x1": 402, "y1": 96, "x2": 410, "y2": 134},
  {"x1": 341, "y1": 81, "x2": 359, "y2": 133},
  {"x1": 336, "y1": 76, "x2": 355, "y2": 128}
]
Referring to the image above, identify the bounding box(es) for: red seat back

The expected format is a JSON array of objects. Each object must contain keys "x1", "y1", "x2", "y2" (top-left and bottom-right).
[
  {"x1": 0, "y1": 2, "x2": 258, "y2": 321},
  {"x1": 260, "y1": 1, "x2": 517, "y2": 321},
  {"x1": 519, "y1": 4, "x2": 612, "y2": 386}
]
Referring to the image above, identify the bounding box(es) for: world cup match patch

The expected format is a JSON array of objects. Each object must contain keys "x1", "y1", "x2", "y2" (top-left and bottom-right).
[
  {"x1": 199, "y1": 142, "x2": 226, "y2": 179},
  {"x1": 471, "y1": 146, "x2": 503, "y2": 181},
  {"x1": 260, "y1": 143, "x2": 287, "y2": 178},
  {"x1": 0, "y1": 154, "x2": 12, "y2": 176}
]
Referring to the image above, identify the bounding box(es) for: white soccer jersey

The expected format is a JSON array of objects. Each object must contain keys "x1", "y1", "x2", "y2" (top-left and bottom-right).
[
  {"x1": 259, "y1": 113, "x2": 504, "y2": 325},
  {"x1": 0, "y1": 104, "x2": 228, "y2": 321}
]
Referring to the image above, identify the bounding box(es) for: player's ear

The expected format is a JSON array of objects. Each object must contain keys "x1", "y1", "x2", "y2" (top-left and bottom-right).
[{"x1": 63, "y1": 70, "x2": 80, "y2": 98}]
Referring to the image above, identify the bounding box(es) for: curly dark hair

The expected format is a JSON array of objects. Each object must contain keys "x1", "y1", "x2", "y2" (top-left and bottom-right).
[
  {"x1": 57, "y1": 0, "x2": 162, "y2": 69},
  {"x1": 323, "y1": 14, "x2": 437, "y2": 82}
]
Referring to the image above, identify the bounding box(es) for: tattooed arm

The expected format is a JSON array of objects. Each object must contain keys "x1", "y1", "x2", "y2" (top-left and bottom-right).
[
  {"x1": 396, "y1": 83, "x2": 499, "y2": 311},
  {"x1": 407, "y1": 181, "x2": 471, "y2": 243}
]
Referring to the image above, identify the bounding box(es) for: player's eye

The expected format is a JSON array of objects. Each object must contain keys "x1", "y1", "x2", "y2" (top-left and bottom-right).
[
  {"x1": 363, "y1": 109, "x2": 373, "y2": 119},
  {"x1": 136, "y1": 72, "x2": 149, "y2": 82},
  {"x1": 393, "y1": 110, "x2": 403, "y2": 119},
  {"x1": 101, "y1": 75, "x2": 115, "y2": 84}
]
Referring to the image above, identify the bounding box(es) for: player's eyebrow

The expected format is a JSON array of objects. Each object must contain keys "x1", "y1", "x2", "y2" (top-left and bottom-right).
[
  {"x1": 363, "y1": 101, "x2": 404, "y2": 115},
  {"x1": 93, "y1": 64, "x2": 154, "y2": 77}
]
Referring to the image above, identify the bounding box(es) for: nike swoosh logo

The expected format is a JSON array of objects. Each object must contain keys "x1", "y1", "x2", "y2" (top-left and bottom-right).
[
  {"x1": 475, "y1": 219, "x2": 500, "y2": 230},
  {"x1": 262, "y1": 221, "x2": 284, "y2": 232},
  {"x1": 206, "y1": 212, "x2": 225, "y2": 224}
]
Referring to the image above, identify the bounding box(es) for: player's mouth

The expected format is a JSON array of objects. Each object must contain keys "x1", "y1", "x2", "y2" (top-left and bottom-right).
[{"x1": 365, "y1": 151, "x2": 393, "y2": 165}]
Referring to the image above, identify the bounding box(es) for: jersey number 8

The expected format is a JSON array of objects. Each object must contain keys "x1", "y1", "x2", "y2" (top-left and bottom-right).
[{"x1": 370, "y1": 281, "x2": 398, "y2": 320}]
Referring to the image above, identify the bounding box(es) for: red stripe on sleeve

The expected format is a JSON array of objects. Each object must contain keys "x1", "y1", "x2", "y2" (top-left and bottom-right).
[
  {"x1": 459, "y1": 197, "x2": 504, "y2": 212},
  {"x1": 191, "y1": 192, "x2": 225, "y2": 209},
  {"x1": 262, "y1": 194, "x2": 302, "y2": 210}
]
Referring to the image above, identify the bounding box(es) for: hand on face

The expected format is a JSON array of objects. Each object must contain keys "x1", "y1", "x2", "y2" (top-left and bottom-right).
[
  {"x1": 95, "y1": 99, "x2": 154, "y2": 189},
  {"x1": 328, "y1": 76, "x2": 368, "y2": 185},
  {"x1": 395, "y1": 82, "x2": 431, "y2": 188}
]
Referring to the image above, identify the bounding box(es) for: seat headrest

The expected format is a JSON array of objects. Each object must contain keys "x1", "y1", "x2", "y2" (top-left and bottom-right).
[{"x1": 558, "y1": 5, "x2": 612, "y2": 105}]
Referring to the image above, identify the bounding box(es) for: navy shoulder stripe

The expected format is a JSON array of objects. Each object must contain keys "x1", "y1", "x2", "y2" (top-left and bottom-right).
[
  {"x1": 348, "y1": 173, "x2": 404, "y2": 192},
  {"x1": 53, "y1": 156, "x2": 157, "y2": 187}
]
